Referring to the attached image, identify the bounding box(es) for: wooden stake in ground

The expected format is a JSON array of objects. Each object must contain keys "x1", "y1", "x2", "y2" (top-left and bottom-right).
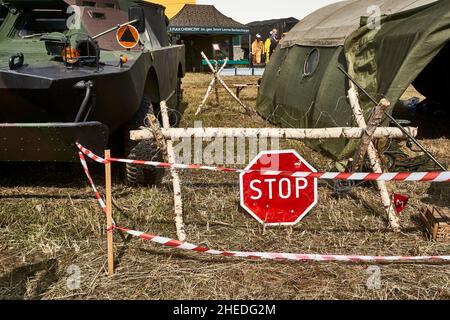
[
  {"x1": 160, "y1": 100, "x2": 187, "y2": 242},
  {"x1": 196, "y1": 52, "x2": 252, "y2": 116},
  {"x1": 104, "y1": 150, "x2": 114, "y2": 277},
  {"x1": 348, "y1": 86, "x2": 400, "y2": 231}
]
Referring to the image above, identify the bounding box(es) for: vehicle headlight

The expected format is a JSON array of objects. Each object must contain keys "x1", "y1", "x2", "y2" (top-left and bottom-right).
[{"x1": 61, "y1": 47, "x2": 80, "y2": 64}]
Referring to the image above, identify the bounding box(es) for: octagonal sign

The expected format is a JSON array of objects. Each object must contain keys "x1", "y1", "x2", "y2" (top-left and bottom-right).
[{"x1": 240, "y1": 150, "x2": 318, "y2": 226}]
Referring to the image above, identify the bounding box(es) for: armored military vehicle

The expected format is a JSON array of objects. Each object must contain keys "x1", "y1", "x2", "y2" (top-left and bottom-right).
[{"x1": 0, "y1": 0, "x2": 185, "y2": 184}]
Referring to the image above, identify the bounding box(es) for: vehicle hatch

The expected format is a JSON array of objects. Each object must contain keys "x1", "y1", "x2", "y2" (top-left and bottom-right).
[{"x1": 15, "y1": 9, "x2": 70, "y2": 39}]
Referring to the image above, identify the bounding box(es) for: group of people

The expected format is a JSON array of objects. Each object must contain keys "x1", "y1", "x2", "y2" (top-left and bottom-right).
[{"x1": 251, "y1": 28, "x2": 280, "y2": 65}]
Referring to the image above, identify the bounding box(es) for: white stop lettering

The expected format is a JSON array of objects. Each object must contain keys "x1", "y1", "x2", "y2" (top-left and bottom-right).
[{"x1": 249, "y1": 178, "x2": 308, "y2": 200}]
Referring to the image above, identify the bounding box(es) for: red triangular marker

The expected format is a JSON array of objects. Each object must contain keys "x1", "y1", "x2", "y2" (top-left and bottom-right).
[{"x1": 393, "y1": 194, "x2": 410, "y2": 214}]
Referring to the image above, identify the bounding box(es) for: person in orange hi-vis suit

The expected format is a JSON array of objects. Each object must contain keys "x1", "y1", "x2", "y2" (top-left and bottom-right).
[{"x1": 251, "y1": 34, "x2": 265, "y2": 65}]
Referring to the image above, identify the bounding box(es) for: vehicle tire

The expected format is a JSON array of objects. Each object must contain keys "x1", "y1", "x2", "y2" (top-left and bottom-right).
[
  {"x1": 169, "y1": 77, "x2": 183, "y2": 127},
  {"x1": 176, "y1": 77, "x2": 183, "y2": 107},
  {"x1": 125, "y1": 96, "x2": 165, "y2": 186}
]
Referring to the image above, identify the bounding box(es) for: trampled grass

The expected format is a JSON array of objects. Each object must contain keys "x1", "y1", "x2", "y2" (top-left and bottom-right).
[{"x1": 0, "y1": 73, "x2": 449, "y2": 300}]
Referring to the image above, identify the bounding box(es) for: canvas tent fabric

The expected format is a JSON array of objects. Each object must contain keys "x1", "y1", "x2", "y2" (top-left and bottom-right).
[
  {"x1": 282, "y1": 0, "x2": 436, "y2": 48},
  {"x1": 257, "y1": 0, "x2": 450, "y2": 159},
  {"x1": 168, "y1": 4, "x2": 249, "y2": 35}
]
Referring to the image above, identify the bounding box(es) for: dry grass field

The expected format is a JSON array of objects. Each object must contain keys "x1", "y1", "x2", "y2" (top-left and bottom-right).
[{"x1": 0, "y1": 73, "x2": 449, "y2": 300}]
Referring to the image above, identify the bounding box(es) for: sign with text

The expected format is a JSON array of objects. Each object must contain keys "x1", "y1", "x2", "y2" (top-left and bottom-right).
[
  {"x1": 240, "y1": 151, "x2": 318, "y2": 226},
  {"x1": 168, "y1": 26, "x2": 250, "y2": 35}
]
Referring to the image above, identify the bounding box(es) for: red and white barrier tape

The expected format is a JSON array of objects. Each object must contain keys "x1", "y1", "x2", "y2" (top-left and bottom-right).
[
  {"x1": 76, "y1": 143, "x2": 450, "y2": 183},
  {"x1": 113, "y1": 226, "x2": 450, "y2": 263},
  {"x1": 79, "y1": 152, "x2": 116, "y2": 226},
  {"x1": 78, "y1": 148, "x2": 450, "y2": 264}
]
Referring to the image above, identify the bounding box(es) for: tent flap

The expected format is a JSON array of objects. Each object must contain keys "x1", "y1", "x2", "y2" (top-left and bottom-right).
[{"x1": 345, "y1": 0, "x2": 450, "y2": 120}]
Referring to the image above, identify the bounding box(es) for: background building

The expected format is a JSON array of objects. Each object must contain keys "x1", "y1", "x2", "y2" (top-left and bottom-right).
[
  {"x1": 146, "y1": 0, "x2": 196, "y2": 19},
  {"x1": 169, "y1": 4, "x2": 249, "y2": 72}
]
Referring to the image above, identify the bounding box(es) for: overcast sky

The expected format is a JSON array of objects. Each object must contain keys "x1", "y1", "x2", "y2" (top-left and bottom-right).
[{"x1": 197, "y1": 0, "x2": 345, "y2": 24}]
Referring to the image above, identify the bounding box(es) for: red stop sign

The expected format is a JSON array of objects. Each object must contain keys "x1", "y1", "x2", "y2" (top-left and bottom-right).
[{"x1": 240, "y1": 150, "x2": 318, "y2": 226}]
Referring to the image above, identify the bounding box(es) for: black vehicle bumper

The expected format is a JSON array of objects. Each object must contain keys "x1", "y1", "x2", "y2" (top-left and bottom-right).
[{"x1": 0, "y1": 122, "x2": 109, "y2": 162}]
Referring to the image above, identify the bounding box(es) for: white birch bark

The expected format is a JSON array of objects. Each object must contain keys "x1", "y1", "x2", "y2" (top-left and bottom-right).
[
  {"x1": 131, "y1": 127, "x2": 417, "y2": 141},
  {"x1": 348, "y1": 86, "x2": 400, "y2": 231}
]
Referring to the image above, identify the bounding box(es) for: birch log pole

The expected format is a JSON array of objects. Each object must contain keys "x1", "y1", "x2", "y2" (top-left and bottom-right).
[
  {"x1": 348, "y1": 86, "x2": 400, "y2": 231},
  {"x1": 200, "y1": 52, "x2": 252, "y2": 115},
  {"x1": 197, "y1": 77, "x2": 216, "y2": 116},
  {"x1": 130, "y1": 127, "x2": 417, "y2": 141},
  {"x1": 352, "y1": 98, "x2": 390, "y2": 170},
  {"x1": 196, "y1": 57, "x2": 229, "y2": 116},
  {"x1": 215, "y1": 75, "x2": 253, "y2": 115},
  {"x1": 148, "y1": 101, "x2": 187, "y2": 241},
  {"x1": 161, "y1": 100, "x2": 186, "y2": 241},
  {"x1": 214, "y1": 61, "x2": 220, "y2": 106}
]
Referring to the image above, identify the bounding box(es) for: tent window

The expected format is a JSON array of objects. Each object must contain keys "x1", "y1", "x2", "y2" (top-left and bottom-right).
[{"x1": 304, "y1": 48, "x2": 319, "y2": 77}]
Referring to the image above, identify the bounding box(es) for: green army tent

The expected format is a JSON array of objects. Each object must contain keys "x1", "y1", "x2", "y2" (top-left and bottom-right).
[{"x1": 257, "y1": 0, "x2": 450, "y2": 159}]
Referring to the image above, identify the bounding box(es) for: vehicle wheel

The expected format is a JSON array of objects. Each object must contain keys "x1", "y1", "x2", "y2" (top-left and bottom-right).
[
  {"x1": 126, "y1": 139, "x2": 165, "y2": 186},
  {"x1": 176, "y1": 77, "x2": 183, "y2": 107},
  {"x1": 169, "y1": 78, "x2": 183, "y2": 127},
  {"x1": 125, "y1": 96, "x2": 165, "y2": 186}
]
